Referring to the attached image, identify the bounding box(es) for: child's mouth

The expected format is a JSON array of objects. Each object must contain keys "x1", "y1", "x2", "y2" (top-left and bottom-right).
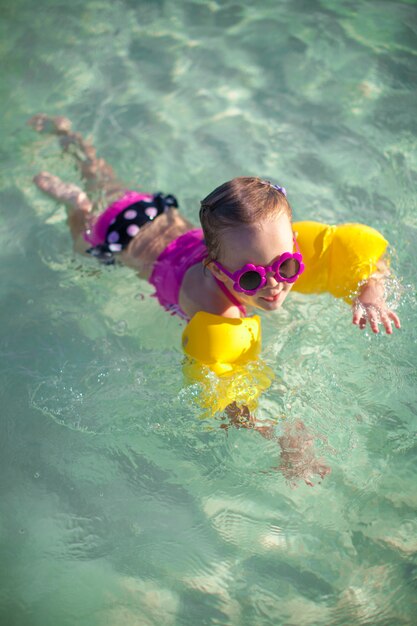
[{"x1": 260, "y1": 292, "x2": 282, "y2": 303}]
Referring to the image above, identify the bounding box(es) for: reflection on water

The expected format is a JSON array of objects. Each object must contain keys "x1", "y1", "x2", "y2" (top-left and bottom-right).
[{"x1": 1, "y1": 0, "x2": 417, "y2": 624}]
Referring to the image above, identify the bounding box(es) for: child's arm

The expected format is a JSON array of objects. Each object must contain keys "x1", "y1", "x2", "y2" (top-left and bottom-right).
[
  {"x1": 293, "y1": 222, "x2": 401, "y2": 334},
  {"x1": 222, "y1": 406, "x2": 330, "y2": 487},
  {"x1": 352, "y1": 262, "x2": 401, "y2": 334}
]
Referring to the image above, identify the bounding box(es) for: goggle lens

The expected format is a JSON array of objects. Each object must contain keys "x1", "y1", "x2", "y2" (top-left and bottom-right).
[
  {"x1": 238, "y1": 270, "x2": 263, "y2": 291},
  {"x1": 278, "y1": 257, "x2": 300, "y2": 279},
  {"x1": 238, "y1": 258, "x2": 301, "y2": 292}
]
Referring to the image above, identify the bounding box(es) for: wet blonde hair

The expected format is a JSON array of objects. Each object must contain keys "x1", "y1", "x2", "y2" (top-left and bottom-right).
[{"x1": 199, "y1": 176, "x2": 292, "y2": 261}]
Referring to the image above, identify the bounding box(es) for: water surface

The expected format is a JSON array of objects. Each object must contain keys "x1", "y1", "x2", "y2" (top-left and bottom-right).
[{"x1": 1, "y1": 0, "x2": 417, "y2": 624}]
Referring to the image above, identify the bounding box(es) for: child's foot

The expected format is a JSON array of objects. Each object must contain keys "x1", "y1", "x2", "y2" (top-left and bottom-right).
[
  {"x1": 28, "y1": 114, "x2": 72, "y2": 135},
  {"x1": 34, "y1": 171, "x2": 92, "y2": 212}
]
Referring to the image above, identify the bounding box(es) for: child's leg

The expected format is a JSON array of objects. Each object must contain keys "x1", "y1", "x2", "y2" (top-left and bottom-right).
[
  {"x1": 34, "y1": 171, "x2": 93, "y2": 253},
  {"x1": 34, "y1": 171, "x2": 92, "y2": 213},
  {"x1": 29, "y1": 114, "x2": 127, "y2": 254},
  {"x1": 28, "y1": 114, "x2": 125, "y2": 207}
]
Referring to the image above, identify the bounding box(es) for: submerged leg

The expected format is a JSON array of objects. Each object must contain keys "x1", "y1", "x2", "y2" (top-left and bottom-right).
[
  {"x1": 34, "y1": 171, "x2": 92, "y2": 213},
  {"x1": 33, "y1": 171, "x2": 93, "y2": 252},
  {"x1": 28, "y1": 114, "x2": 125, "y2": 206}
]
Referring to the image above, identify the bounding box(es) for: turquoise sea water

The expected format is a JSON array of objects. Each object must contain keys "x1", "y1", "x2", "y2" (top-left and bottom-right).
[{"x1": 1, "y1": 0, "x2": 417, "y2": 624}]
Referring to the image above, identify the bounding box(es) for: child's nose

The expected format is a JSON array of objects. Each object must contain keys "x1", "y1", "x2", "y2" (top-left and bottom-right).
[{"x1": 265, "y1": 272, "x2": 279, "y2": 287}]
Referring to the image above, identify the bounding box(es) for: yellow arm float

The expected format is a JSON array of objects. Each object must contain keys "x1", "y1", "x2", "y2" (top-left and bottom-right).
[
  {"x1": 182, "y1": 222, "x2": 388, "y2": 413},
  {"x1": 292, "y1": 221, "x2": 388, "y2": 302},
  {"x1": 182, "y1": 312, "x2": 261, "y2": 376},
  {"x1": 182, "y1": 312, "x2": 273, "y2": 414}
]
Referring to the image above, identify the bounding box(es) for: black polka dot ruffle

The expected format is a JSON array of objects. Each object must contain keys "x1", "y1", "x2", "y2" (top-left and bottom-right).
[{"x1": 87, "y1": 192, "x2": 178, "y2": 264}]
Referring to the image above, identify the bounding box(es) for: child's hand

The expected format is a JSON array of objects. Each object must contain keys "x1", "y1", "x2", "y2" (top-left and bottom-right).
[
  {"x1": 352, "y1": 276, "x2": 401, "y2": 334},
  {"x1": 277, "y1": 420, "x2": 330, "y2": 487}
]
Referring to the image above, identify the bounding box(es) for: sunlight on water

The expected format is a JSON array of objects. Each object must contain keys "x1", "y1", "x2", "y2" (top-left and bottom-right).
[{"x1": 1, "y1": 0, "x2": 417, "y2": 624}]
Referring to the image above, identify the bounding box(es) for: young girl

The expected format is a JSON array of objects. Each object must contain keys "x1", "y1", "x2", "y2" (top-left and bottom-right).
[
  {"x1": 29, "y1": 114, "x2": 400, "y2": 335},
  {"x1": 29, "y1": 115, "x2": 401, "y2": 485}
]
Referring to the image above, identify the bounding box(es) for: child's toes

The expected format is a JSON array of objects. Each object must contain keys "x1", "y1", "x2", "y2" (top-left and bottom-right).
[
  {"x1": 27, "y1": 114, "x2": 71, "y2": 134},
  {"x1": 27, "y1": 114, "x2": 49, "y2": 131}
]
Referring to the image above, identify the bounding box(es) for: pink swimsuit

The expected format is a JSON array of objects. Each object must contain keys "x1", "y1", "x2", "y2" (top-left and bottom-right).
[
  {"x1": 149, "y1": 230, "x2": 207, "y2": 319},
  {"x1": 85, "y1": 191, "x2": 245, "y2": 320},
  {"x1": 150, "y1": 229, "x2": 246, "y2": 320}
]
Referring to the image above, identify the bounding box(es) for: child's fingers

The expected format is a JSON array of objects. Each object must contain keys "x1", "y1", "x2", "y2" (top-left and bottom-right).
[
  {"x1": 353, "y1": 305, "x2": 367, "y2": 329},
  {"x1": 352, "y1": 304, "x2": 365, "y2": 327},
  {"x1": 375, "y1": 309, "x2": 400, "y2": 334},
  {"x1": 366, "y1": 308, "x2": 380, "y2": 333},
  {"x1": 353, "y1": 303, "x2": 400, "y2": 334},
  {"x1": 380, "y1": 311, "x2": 393, "y2": 334},
  {"x1": 388, "y1": 311, "x2": 401, "y2": 329}
]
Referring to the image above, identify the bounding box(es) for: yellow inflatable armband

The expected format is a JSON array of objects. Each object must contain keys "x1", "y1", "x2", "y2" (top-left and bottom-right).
[
  {"x1": 182, "y1": 312, "x2": 273, "y2": 414},
  {"x1": 293, "y1": 221, "x2": 388, "y2": 302},
  {"x1": 182, "y1": 312, "x2": 262, "y2": 376}
]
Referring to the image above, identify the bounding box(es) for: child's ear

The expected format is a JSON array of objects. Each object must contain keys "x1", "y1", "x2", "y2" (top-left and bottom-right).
[{"x1": 206, "y1": 260, "x2": 227, "y2": 283}]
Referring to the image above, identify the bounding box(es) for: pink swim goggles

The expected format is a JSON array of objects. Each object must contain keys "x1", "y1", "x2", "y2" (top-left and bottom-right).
[{"x1": 214, "y1": 236, "x2": 304, "y2": 295}]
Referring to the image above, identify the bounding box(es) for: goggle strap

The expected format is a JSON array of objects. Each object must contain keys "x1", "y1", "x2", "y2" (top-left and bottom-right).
[
  {"x1": 213, "y1": 277, "x2": 247, "y2": 315},
  {"x1": 293, "y1": 233, "x2": 301, "y2": 254}
]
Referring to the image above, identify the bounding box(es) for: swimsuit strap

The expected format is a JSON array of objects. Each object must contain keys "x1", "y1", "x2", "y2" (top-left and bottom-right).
[{"x1": 214, "y1": 277, "x2": 247, "y2": 316}]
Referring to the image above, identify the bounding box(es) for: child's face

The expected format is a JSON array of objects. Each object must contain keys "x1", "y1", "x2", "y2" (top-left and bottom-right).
[{"x1": 211, "y1": 212, "x2": 296, "y2": 312}]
